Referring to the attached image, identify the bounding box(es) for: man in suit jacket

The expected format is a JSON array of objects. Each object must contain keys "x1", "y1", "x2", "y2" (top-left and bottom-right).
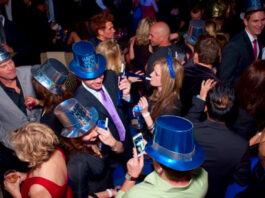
[
  {"x1": 219, "y1": 1, "x2": 265, "y2": 86},
  {"x1": 186, "y1": 81, "x2": 250, "y2": 198},
  {"x1": 70, "y1": 41, "x2": 133, "y2": 165},
  {"x1": 0, "y1": 46, "x2": 42, "y2": 197},
  {"x1": 0, "y1": 47, "x2": 41, "y2": 149}
]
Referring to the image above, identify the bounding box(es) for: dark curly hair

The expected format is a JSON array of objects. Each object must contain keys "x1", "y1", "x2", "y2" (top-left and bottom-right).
[{"x1": 90, "y1": 11, "x2": 114, "y2": 36}]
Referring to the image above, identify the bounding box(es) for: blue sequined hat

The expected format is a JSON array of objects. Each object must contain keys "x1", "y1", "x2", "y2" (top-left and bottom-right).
[
  {"x1": 245, "y1": 0, "x2": 264, "y2": 13},
  {"x1": 69, "y1": 41, "x2": 106, "y2": 79},
  {"x1": 54, "y1": 98, "x2": 99, "y2": 138},
  {"x1": 145, "y1": 115, "x2": 205, "y2": 171},
  {"x1": 183, "y1": 20, "x2": 205, "y2": 46},
  {"x1": 0, "y1": 45, "x2": 11, "y2": 63},
  {"x1": 31, "y1": 58, "x2": 69, "y2": 95}
]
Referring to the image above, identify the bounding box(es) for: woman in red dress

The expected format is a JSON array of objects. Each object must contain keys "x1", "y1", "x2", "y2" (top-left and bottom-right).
[{"x1": 4, "y1": 123, "x2": 72, "y2": 198}]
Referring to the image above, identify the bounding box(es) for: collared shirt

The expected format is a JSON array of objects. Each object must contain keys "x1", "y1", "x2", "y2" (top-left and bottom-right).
[
  {"x1": 245, "y1": 29, "x2": 260, "y2": 56},
  {"x1": 116, "y1": 168, "x2": 208, "y2": 198},
  {"x1": 0, "y1": 78, "x2": 26, "y2": 115},
  {"x1": 81, "y1": 81, "x2": 131, "y2": 104},
  {"x1": 82, "y1": 81, "x2": 114, "y2": 107}
]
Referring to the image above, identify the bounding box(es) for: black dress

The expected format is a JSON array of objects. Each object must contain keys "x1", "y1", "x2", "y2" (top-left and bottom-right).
[{"x1": 131, "y1": 44, "x2": 152, "y2": 72}]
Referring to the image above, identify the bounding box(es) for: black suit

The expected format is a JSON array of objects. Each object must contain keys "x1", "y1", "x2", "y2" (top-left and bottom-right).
[
  {"x1": 186, "y1": 97, "x2": 250, "y2": 198},
  {"x1": 219, "y1": 30, "x2": 263, "y2": 86},
  {"x1": 74, "y1": 70, "x2": 133, "y2": 165},
  {"x1": 181, "y1": 63, "x2": 219, "y2": 116}
]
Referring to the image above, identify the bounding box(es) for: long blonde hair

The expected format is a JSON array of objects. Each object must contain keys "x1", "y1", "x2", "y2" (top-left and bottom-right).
[
  {"x1": 96, "y1": 39, "x2": 122, "y2": 75},
  {"x1": 149, "y1": 57, "x2": 184, "y2": 120},
  {"x1": 135, "y1": 17, "x2": 155, "y2": 46}
]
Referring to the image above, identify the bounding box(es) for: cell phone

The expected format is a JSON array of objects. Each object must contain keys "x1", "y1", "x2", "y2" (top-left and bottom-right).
[
  {"x1": 133, "y1": 133, "x2": 145, "y2": 156},
  {"x1": 97, "y1": 118, "x2": 108, "y2": 130}
]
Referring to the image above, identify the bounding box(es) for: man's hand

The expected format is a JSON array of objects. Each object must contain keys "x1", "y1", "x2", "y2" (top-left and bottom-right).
[
  {"x1": 127, "y1": 148, "x2": 144, "y2": 178},
  {"x1": 119, "y1": 75, "x2": 131, "y2": 96},
  {"x1": 200, "y1": 79, "x2": 217, "y2": 101}
]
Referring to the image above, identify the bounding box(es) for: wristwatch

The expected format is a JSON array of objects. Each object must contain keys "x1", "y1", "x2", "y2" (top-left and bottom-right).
[{"x1": 125, "y1": 173, "x2": 138, "y2": 181}]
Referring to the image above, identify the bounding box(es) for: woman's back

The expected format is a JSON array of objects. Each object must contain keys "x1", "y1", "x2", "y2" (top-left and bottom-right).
[{"x1": 21, "y1": 149, "x2": 71, "y2": 198}]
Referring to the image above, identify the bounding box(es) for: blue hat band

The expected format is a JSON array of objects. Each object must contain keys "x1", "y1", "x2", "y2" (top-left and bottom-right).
[{"x1": 153, "y1": 141, "x2": 196, "y2": 162}]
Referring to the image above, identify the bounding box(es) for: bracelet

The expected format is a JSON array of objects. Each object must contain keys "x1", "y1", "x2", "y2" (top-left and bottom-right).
[
  {"x1": 142, "y1": 112, "x2": 150, "y2": 118},
  {"x1": 148, "y1": 124, "x2": 155, "y2": 131},
  {"x1": 106, "y1": 189, "x2": 112, "y2": 198}
]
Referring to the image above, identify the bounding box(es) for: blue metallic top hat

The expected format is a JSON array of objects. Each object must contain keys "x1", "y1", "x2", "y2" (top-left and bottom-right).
[
  {"x1": 31, "y1": 58, "x2": 69, "y2": 95},
  {"x1": 145, "y1": 115, "x2": 205, "y2": 171},
  {"x1": 0, "y1": 46, "x2": 11, "y2": 63},
  {"x1": 69, "y1": 41, "x2": 106, "y2": 79},
  {"x1": 245, "y1": 0, "x2": 264, "y2": 13},
  {"x1": 54, "y1": 98, "x2": 99, "y2": 138},
  {"x1": 183, "y1": 20, "x2": 205, "y2": 46}
]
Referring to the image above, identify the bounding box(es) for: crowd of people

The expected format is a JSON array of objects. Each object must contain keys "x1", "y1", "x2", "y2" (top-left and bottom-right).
[{"x1": 1, "y1": 0, "x2": 265, "y2": 197}]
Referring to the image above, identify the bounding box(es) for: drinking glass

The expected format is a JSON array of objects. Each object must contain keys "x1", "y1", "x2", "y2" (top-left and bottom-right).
[{"x1": 4, "y1": 170, "x2": 19, "y2": 183}]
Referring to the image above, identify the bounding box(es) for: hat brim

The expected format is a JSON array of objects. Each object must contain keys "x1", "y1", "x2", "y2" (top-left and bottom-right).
[
  {"x1": 145, "y1": 140, "x2": 205, "y2": 171},
  {"x1": 60, "y1": 106, "x2": 99, "y2": 138},
  {"x1": 183, "y1": 33, "x2": 196, "y2": 46},
  {"x1": 31, "y1": 65, "x2": 63, "y2": 95},
  {"x1": 69, "y1": 54, "x2": 106, "y2": 79}
]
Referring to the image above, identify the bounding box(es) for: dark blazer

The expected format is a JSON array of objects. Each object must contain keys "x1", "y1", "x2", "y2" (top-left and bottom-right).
[
  {"x1": 74, "y1": 70, "x2": 133, "y2": 164},
  {"x1": 186, "y1": 97, "x2": 250, "y2": 198},
  {"x1": 219, "y1": 30, "x2": 263, "y2": 86},
  {"x1": 180, "y1": 63, "x2": 219, "y2": 116}
]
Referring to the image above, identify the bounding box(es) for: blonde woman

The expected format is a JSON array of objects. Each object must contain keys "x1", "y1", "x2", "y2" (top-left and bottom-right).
[
  {"x1": 4, "y1": 123, "x2": 72, "y2": 198},
  {"x1": 96, "y1": 39, "x2": 123, "y2": 75},
  {"x1": 137, "y1": 57, "x2": 184, "y2": 132},
  {"x1": 129, "y1": 17, "x2": 154, "y2": 72}
]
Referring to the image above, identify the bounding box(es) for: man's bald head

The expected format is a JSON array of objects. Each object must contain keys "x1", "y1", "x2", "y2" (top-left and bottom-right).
[{"x1": 149, "y1": 22, "x2": 171, "y2": 47}]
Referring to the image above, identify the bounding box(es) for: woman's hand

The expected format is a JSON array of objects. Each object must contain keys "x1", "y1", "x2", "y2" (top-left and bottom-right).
[
  {"x1": 4, "y1": 173, "x2": 22, "y2": 198},
  {"x1": 137, "y1": 96, "x2": 149, "y2": 114},
  {"x1": 200, "y1": 79, "x2": 217, "y2": 101},
  {"x1": 97, "y1": 127, "x2": 117, "y2": 148},
  {"x1": 97, "y1": 126, "x2": 124, "y2": 153},
  {"x1": 24, "y1": 96, "x2": 42, "y2": 109}
]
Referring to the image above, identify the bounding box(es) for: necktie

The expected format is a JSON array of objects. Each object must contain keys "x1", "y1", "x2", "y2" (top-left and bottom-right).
[
  {"x1": 253, "y1": 39, "x2": 257, "y2": 59},
  {"x1": 99, "y1": 89, "x2": 125, "y2": 141}
]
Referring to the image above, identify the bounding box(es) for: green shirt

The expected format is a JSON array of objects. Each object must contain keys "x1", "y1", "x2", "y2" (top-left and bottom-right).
[{"x1": 116, "y1": 168, "x2": 208, "y2": 198}]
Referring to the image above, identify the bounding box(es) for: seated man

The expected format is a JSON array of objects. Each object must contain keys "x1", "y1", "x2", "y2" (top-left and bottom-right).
[
  {"x1": 186, "y1": 80, "x2": 250, "y2": 198},
  {"x1": 116, "y1": 115, "x2": 208, "y2": 198}
]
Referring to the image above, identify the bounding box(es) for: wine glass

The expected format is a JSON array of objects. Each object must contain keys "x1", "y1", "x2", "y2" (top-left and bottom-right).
[{"x1": 24, "y1": 97, "x2": 37, "y2": 122}]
